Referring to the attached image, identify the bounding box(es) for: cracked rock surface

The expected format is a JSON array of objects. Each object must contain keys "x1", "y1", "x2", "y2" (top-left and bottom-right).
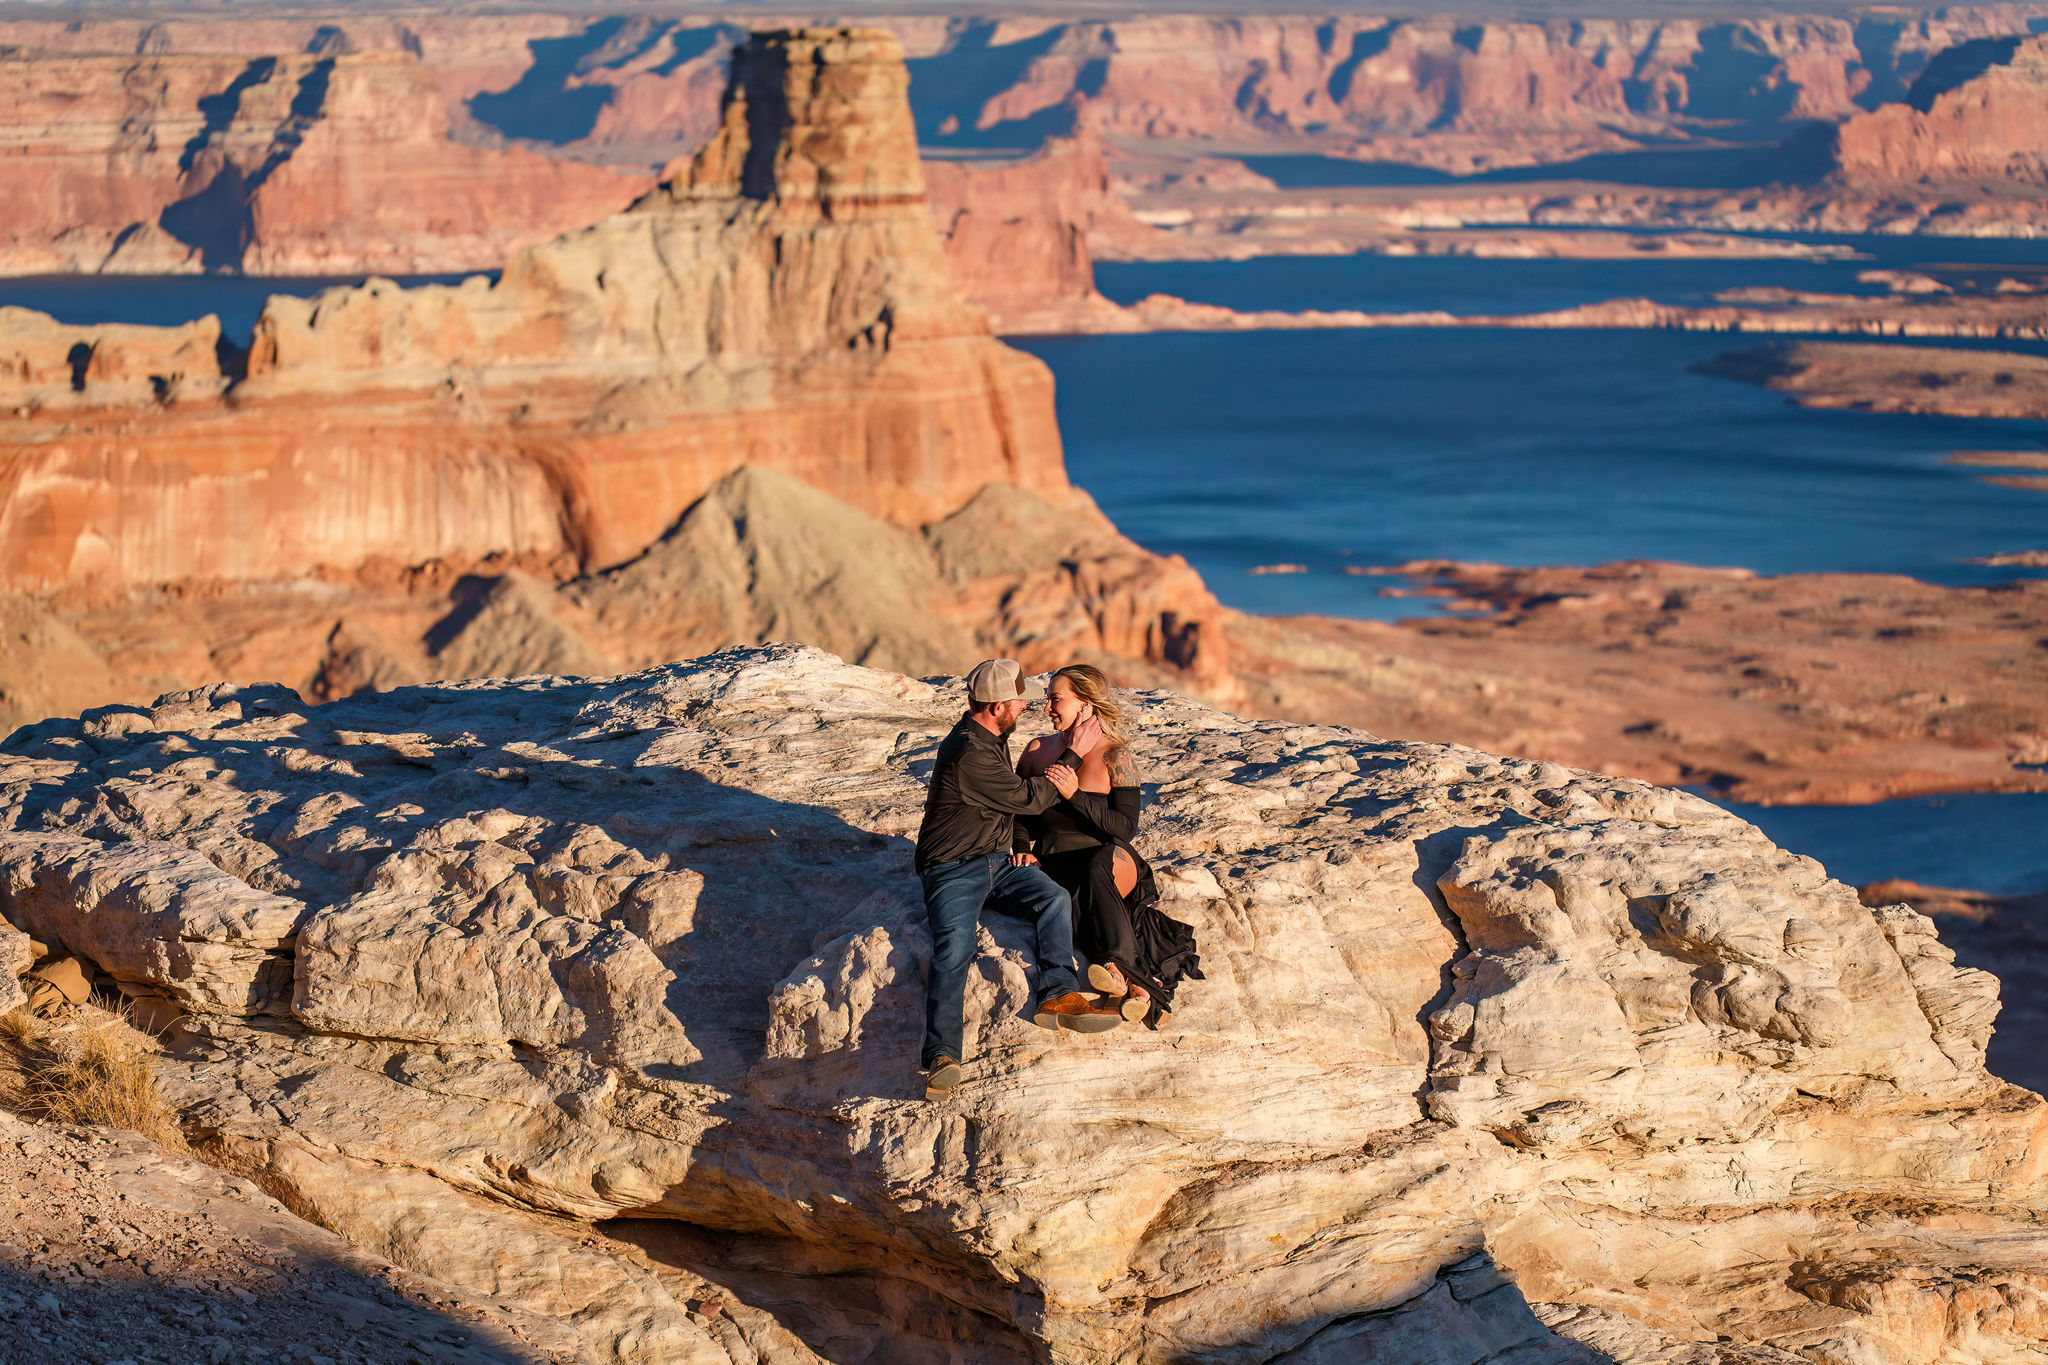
[{"x1": 0, "y1": 646, "x2": 2041, "y2": 1364}]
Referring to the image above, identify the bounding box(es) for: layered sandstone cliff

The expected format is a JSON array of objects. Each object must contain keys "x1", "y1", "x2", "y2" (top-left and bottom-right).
[
  {"x1": 1832, "y1": 33, "x2": 2048, "y2": 184},
  {"x1": 0, "y1": 43, "x2": 647, "y2": 276},
  {"x1": 0, "y1": 29, "x2": 1064, "y2": 589},
  {"x1": 0, "y1": 646, "x2": 2039, "y2": 1363},
  {"x1": 0, "y1": 29, "x2": 1230, "y2": 730},
  {"x1": 497, "y1": 10, "x2": 2048, "y2": 174}
]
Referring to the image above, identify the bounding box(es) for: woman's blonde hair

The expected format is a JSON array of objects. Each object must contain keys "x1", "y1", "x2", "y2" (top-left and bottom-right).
[{"x1": 1053, "y1": 664, "x2": 1128, "y2": 747}]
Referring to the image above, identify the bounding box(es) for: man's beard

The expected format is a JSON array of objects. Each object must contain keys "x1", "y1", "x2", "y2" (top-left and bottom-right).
[{"x1": 996, "y1": 709, "x2": 1020, "y2": 737}]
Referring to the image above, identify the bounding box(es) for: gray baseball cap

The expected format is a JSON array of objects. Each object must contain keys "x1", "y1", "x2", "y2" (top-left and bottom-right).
[{"x1": 965, "y1": 658, "x2": 1045, "y2": 702}]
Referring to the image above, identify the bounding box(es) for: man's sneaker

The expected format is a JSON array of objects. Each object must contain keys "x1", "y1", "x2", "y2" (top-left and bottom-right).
[
  {"x1": 1033, "y1": 991, "x2": 1124, "y2": 1034},
  {"x1": 924, "y1": 1056, "x2": 962, "y2": 1099}
]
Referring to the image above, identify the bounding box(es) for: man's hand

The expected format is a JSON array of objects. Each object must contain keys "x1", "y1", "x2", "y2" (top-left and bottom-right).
[
  {"x1": 1065, "y1": 712, "x2": 1104, "y2": 758},
  {"x1": 1010, "y1": 852, "x2": 1038, "y2": 866},
  {"x1": 1046, "y1": 763, "x2": 1079, "y2": 798}
]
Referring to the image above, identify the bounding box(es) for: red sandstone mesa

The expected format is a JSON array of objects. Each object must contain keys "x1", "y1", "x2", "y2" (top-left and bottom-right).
[
  {"x1": 923, "y1": 132, "x2": 1163, "y2": 332},
  {"x1": 0, "y1": 29, "x2": 1062, "y2": 589},
  {"x1": 0, "y1": 27, "x2": 1235, "y2": 728}
]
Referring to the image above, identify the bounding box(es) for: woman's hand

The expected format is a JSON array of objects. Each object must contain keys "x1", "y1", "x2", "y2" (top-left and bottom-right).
[
  {"x1": 1045, "y1": 763, "x2": 1080, "y2": 798},
  {"x1": 1010, "y1": 852, "x2": 1038, "y2": 867},
  {"x1": 1064, "y1": 712, "x2": 1104, "y2": 758}
]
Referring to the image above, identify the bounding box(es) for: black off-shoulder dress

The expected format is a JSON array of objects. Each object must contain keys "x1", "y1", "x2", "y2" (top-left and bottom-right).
[{"x1": 1017, "y1": 771, "x2": 1201, "y2": 1025}]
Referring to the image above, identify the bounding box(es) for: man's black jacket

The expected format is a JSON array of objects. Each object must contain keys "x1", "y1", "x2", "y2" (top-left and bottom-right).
[{"x1": 914, "y1": 715, "x2": 1063, "y2": 871}]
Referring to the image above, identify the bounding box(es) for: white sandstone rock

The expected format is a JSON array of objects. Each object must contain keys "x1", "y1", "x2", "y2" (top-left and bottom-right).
[
  {"x1": 0, "y1": 832, "x2": 307, "y2": 1014},
  {"x1": 0, "y1": 645, "x2": 2037, "y2": 1365}
]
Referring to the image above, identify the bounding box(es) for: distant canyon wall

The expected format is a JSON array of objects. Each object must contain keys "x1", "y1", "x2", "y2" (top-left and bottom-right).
[
  {"x1": 0, "y1": 40, "x2": 650, "y2": 276},
  {"x1": 1832, "y1": 32, "x2": 2048, "y2": 183},
  {"x1": 410, "y1": 7, "x2": 2048, "y2": 172},
  {"x1": 6, "y1": 6, "x2": 2048, "y2": 281},
  {"x1": 894, "y1": 7, "x2": 2048, "y2": 170}
]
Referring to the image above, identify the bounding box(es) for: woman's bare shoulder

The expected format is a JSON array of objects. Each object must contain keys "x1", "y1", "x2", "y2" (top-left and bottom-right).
[{"x1": 1104, "y1": 742, "x2": 1142, "y2": 787}]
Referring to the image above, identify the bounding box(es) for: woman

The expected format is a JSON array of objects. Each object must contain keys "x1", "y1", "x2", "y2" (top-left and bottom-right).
[{"x1": 1015, "y1": 664, "x2": 1200, "y2": 1027}]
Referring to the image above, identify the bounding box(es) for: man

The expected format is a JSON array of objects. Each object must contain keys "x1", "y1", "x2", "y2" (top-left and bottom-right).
[{"x1": 915, "y1": 658, "x2": 1123, "y2": 1099}]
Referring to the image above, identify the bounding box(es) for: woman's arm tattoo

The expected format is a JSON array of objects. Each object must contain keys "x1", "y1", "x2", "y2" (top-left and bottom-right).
[{"x1": 1106, "y1": 745, "x2": 1140, "y2": 787}]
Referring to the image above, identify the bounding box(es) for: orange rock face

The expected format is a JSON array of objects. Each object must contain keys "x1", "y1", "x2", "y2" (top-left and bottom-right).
[{"x1": 923, "y1": 132, "x2": 1162, "y2": 331}]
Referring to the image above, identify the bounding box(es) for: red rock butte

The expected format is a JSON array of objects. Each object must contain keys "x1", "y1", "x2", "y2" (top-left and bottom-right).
[{"x1": 0, "y1": 27, "x2": 1067, "y2": 592}]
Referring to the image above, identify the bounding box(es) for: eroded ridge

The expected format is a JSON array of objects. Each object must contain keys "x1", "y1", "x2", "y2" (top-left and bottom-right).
[{"x1": 0, "y1": 646, "x2": 2039, "y2": 1363}]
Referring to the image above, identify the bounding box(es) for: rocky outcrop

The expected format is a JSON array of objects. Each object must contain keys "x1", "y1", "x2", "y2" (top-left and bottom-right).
[
  {"x1": 0, "y1": 29, "x2": 1067, "y2": 590},
  {"x1": 1700, "y1": 340, "x2": 2048, "y2": 417},
  {"x1": 0, "y1": 307, "x2": 226, "y2": 409},
  {"x1": 0, "y1": 646, "x2": 2039, "y2": 1363},
  {"x1": 924, "y1": 132, "x2": 1165, "y2": 331},
  {"x1": 0, "y1": 45, "x2": 647, "y2": 276},
  {"x1": 1831, "y1": 33, "x2": 2048, "y2": 185},
  {"x1": 1864, "y1": 879, "x2": 2048, "y2": 1094}
]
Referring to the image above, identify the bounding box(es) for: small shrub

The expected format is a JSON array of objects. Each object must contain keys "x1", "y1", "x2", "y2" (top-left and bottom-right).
[{"x1": 0, "y1": 999, "x2": 183, "y2": 1149}]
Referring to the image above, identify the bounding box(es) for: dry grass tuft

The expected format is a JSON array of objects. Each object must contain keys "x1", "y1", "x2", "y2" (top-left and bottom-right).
[
  {"x1": 0, "y1": 1006, "x2": 35, "y2": 1047},
  {"x1": 0, "y1": 999, "x2": 183, "y2": 1149}
]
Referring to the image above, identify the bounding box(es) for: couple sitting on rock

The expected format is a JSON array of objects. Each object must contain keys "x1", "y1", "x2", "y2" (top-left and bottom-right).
[{"x1": 913, "y1": 658, "x2": 1201, "y2": 1099}]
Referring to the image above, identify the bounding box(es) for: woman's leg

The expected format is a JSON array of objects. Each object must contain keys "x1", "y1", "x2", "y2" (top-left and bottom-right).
[
  {"x1": 1039, "y1": 851, "x2": 1098, "y2": 960},
  {"x1": 1113, "y1": 846, "x2": 1138, "y2": 899},
  {"x1": 1083, "y1": 843, "x2": 1138, "y2": 976},
  {"x1": 1074, "y1": 843, "x2": 1156, "y2": 1018}
]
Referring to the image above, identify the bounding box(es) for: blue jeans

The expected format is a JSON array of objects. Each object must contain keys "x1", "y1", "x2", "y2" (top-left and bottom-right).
[{"x1": 919, "y1": 852, "x2": 1082, "y2": 1068}]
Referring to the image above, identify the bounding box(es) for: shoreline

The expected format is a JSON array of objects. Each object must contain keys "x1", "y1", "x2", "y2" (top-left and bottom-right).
[
  {"x1": 1224, "y1": 557, "x2": 2048, "y2": 813},
  {"x1": 993, "y1": 285, "x2": 2048, "y2": 344}
]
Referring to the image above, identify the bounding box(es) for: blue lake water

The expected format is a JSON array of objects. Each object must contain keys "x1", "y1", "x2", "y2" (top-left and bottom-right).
[
  {"x1": 1028, "y1": 245, "x2": 2048, "y2": 891},
  {"x1": 1708, "y1": 792, "x2": 2048, "y2": 896},
  {"x1": 1016, "y1": 326, "x2": 2048, "y2": 619}
]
